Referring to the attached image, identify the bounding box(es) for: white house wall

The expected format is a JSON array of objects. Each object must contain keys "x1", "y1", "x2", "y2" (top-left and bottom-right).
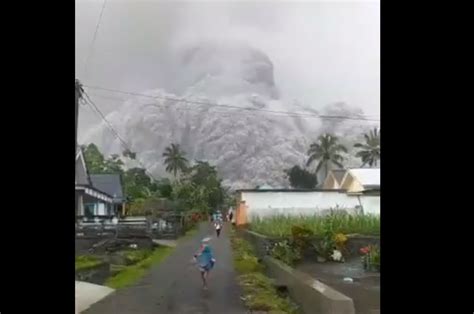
[
  {"x1": 359, "y1": 196, "x2": 380, "y2": 215},
  {"x1": 241, "y1": 191, "x2": 380, "y2": 221}
]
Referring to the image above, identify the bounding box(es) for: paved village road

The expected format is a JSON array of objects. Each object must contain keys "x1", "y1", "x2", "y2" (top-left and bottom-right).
[{"x1": 84, "y1": 222, "x2": 247, "y2": 314}]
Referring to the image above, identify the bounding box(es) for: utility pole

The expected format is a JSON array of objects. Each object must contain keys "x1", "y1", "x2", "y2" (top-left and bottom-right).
[{"x1": 75, "y1": 79, "x2": 84, "y2": 150}]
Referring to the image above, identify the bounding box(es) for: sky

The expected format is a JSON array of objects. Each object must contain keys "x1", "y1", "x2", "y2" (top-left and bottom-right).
[{"x1": 76, "y1": 0, "x2": 380, "y2": 131}]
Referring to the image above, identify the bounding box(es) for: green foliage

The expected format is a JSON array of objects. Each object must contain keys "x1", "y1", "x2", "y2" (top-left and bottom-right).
[
  {"x1": 231, "y1": 234, "x2": 300, "y2": 314},
  {"x1": 354, "y1": 128, "x2": 380, "y2": 167},
  {"x1": 75, "y1": 255, "x2": 104, "y2": 271},
  {"x1": 121, "y1": 249, "x2": 152, "y2": 265},
  {"x1": 83, "y1": 144, "x2": 107, "y2": 173},
  {"x1": 162, "y1": 143, "x2": 189, "y2": 178},
  {"x1": 250, "y1": 212, "x2": 380, "y2": 237},
  {"x1": 361, "y1": 245, "x2": 380, "y2": 272},
  {"x1": 270, "y1": 240, "x2": 302, "y2": 266},
  {"x1": 313, "y1": 224, "x2": 335, "y2": 260},
  {"x1": 232, "y1": 237, "x2": 263, "y2": 273},
  {"x1": 306, "y1": 133, "x2": 347, "y2": 179},
  {"x1": 285, "y1": 165, "x2": 318, "y2": 189},
  {"x1": 122, "y1": 167, "x2": 158, "y2": 202},
  {"x1": 105, "y1": 246, "x2": 174, "y2": 289},
  {"x1": 82, "y1": 143, "x2": 167, "y2": 214},
  {"x1": 290, "y1": 225, "x2": 314, "y2": 253},
  {"x1": 156, "y1": 178, "x2": 173, "y2": 198},
  {"x1": 171, "y1": 159, "x2": 228, "y2": 215}
]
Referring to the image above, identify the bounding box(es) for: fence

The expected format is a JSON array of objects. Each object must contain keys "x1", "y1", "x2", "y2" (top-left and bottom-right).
[{"x1": 76, "y1": 215, "x2": 184, "y2": 240}]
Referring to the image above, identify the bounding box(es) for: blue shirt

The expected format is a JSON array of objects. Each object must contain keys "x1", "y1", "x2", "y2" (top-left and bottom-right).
[{"x1": 197, "y1": 245, "x2": 214, "y2": 267}]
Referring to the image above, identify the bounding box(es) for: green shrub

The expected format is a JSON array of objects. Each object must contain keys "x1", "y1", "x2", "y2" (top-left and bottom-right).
[
  {"x1": 250, "y1": 213, "x2": 380, "y2": 237},
  {"x1": 105, "y1": 246, "x2": 174, "y2": 289},
  {"x1": 291, "y1": 225, "x2": 314, "y2": 252},
  {"x1": 235, "y1": 253, "x2": 263, "y2": 273},
  {"x1": 75, "y1": 255, "x2": 104, "y2": 271},
  {"x1": 271, "y1": 240, "x2": 301, "y2": 266},
  {"x1": 122, "y1": 249, "x2": 152, "y2": 265},
  {"x1": 361, "y1": 245, "x2": 380, "y2": 272},
  {"x1": 231, "y1": 234, "x2": 301, "y2": 313}
]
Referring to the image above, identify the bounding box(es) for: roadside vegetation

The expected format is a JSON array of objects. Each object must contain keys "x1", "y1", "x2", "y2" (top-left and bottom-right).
[
  {"x1": 231, "y1": 230, "x2": 300, "y2": 313},
  {"x1": 105, "y1": 246, "x2": 174, "y2": 289},
  {"x1": 75, "y1": 255, "x2": 105, "y2": 271},
  {"x1": 249, "y1": 213, "x2": 380, "y2": 238}
]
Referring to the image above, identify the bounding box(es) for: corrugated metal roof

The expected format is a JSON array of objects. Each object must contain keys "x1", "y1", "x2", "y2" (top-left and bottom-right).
[
  {"x1": 348, "y1": 168, "x2": 380, "y2": 187},
  {"x1": 89, "y1": 174, "x2": 124, "y2": 203}
]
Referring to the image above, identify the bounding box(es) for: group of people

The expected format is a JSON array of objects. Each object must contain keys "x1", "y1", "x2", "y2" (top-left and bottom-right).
[{"x1": 192, "y1": 207, "x2": 235, "y2": 290}]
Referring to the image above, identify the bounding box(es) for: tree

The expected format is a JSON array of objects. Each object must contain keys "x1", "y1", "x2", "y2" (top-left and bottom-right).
[
  {"x1": 122, "y1": 167, "x2": 159, "y2": 201},
  {"x1": 123, "y1": 149, "x2": 136, "y2": 160},
  {"x1": 285, "y1": 165, "x2": 318, "y2": 189},
  {"x1": 171, "y1": 160, "x2": 228, "y2": 214},
  {"x1": 156, "y1": 178, "x2": 173, "y2": 198},
  {"x1": 354, "y1": 128, "x2": 380, "y2": 167},
  {"x1": 83, "y1": 144, "x2": 125, "y2": 175},
  {"x1": 83, "y1": 143, "x2": 106, "y2": 173},
  {"x1": 162, "y1": 143, "x2": 189, "y2": 179},
  {"x1": 307, "y1": 134, "x2": 348, "y2": 180}
]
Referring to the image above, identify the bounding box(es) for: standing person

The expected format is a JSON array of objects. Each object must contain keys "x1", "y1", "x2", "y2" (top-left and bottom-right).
[
  {"x1": 214, "y1": 219, "x2": 222, "y2": 237},
  {"x1": 193, "y1": 237, "x2": 215, "y2": 290},
  {"x1": 228, "y1": 207, "x2": 234, "y2": 223}
]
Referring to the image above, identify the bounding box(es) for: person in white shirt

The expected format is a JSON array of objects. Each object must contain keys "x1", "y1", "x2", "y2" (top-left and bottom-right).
[{"x1": 214, "y1": 220, "x2": 222, "y2": 237}]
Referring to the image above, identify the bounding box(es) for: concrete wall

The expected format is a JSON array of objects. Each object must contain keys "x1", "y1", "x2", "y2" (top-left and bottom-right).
[
  {"x1": 264, "y1": 256, "x2": 355, "y2": 314},
  {"x1": 241, "y1": 191, "x2": 380, "y2": 221},
  {"x1": 359, "y1": 196, "x2": 380, "y2": 215}
]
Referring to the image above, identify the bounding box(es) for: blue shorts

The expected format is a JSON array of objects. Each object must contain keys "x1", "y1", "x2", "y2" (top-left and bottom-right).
[{"x1": 199, "y1": 260, "x2": 214, "y2": 272}]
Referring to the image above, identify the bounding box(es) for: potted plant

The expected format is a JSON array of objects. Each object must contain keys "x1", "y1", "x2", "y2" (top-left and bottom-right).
[
  {"x1": 331, "y1": 233, "x2": 348, "y2": 263},
  {"x1": 360, "y1": 245, "x2": 380, "y2": 272},
  {"x1": 314, "y1": 241, "x2": 331, "y2": 263},
  {"x1": 313, "y1": 224, "x2": 337, "y2": 263}
]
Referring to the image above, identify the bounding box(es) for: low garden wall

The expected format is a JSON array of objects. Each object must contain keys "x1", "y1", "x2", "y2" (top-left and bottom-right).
[
  {"x1": 238, "y1": 228, "x2": 380, "y2": 259},
  {"x1": 237, "y1": 228, "x2": 380, "y2": 314},
  {"x1": 75, "y1": 236, "x2": 155, "y2": 255},
  {"x1": 264, "y1": 256, "x2": 355, "y2": 314}
]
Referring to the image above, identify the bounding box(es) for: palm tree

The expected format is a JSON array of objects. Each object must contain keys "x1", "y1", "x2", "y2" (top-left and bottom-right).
[
  {"x1": 162, "y1": 143, "x2": 189, "y2": 179},
  {"x1": 354, "y1": 128, "x2": 380, "y2": 167},
  {"x1": 307, "y1": 133, "x2": 348, "y2": 180}
]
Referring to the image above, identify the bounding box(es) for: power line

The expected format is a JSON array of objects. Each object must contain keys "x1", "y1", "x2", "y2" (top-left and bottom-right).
[
  {"x1": 81, "y1": 91, "x2": 160, "y2": 182},
  {"x1": 83, "y1": 0, "x2": 108, "y2": 79},
  {"x1": 85, "y1": 92, "x2": 362, "y2": 123},
  {"x1": 83, "y1": 84, "x2": 380, "y2": 122}
]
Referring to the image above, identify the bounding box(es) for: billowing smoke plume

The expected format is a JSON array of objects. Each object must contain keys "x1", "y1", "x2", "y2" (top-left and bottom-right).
[{"x1": 82, "y1": 40, "x2": 377, "y2": 188}]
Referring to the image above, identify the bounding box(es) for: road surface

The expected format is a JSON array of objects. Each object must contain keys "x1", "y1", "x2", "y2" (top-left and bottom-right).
[{"x1": 84, "y1": 222, "x2": 246, "y2": 314}]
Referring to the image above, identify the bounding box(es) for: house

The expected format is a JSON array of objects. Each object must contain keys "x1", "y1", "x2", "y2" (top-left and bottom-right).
[
  {"x1": 340, "y1": 168, "x2": 380, "y2": 194},
  {"x1": 322, "y1": 169, "x2": 347, "y2": 189},
  {"x1": 89, "y1": 174, "x2": 126, "y2": 218},
  {"x1": 75, "y1": 148, "x2": 115, "y2": 223},
  {"x1": 89, "y1": 174, "x2": 125, "y2": 217}
]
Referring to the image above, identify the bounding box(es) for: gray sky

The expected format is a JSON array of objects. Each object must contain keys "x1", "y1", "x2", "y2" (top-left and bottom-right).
[{"x1": 76, "y1": 0, "x2": 380, "y2": 129}]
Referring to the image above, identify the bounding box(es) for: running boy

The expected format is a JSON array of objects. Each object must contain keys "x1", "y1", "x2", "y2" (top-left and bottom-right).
[{"x1": 193, "y1": 237, "x2": 215, "y2": 290}]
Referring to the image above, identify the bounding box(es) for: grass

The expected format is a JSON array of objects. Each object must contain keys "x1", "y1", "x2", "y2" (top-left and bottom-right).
[
  {"x1": 75, "y1": 255, "x2": 105, "y2": 271},
  {"x1": 105, "y1": 223, "x2": 200, "y2": 289},
  {"x1": 105, "y1": 246, "x2": 174, "y2": 289},
  {"x1": 249, "y1": 213, "x2": 380, "y2": 238},
  {"x1": 231, "y1": 229, "x2": 300, "y2": 314},
  {"x1": 120, "y1": 249, "x2": 152, "y2": 265}
]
